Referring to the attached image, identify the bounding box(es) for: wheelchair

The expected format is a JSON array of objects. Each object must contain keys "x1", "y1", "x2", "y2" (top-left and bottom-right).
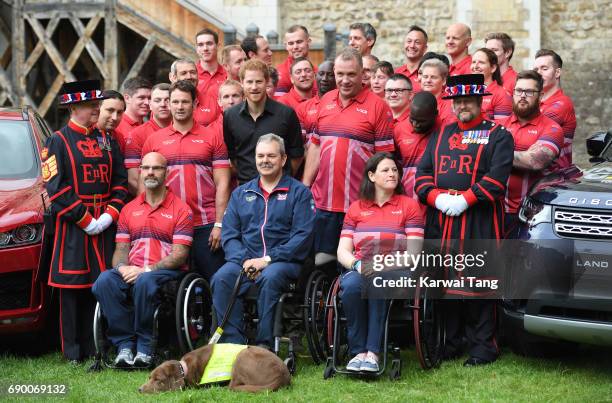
[
  {"x1": 90, "y1": 271, "x2": 215, "y2": 371},
  {"x1": 321, "y1": 268, "x2": 445, "y2": 380}
]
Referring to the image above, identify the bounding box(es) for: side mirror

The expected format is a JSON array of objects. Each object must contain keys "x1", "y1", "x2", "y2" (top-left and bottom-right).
[{"x1": 586, "y1": 130, "x2": 611, "y2": 160}]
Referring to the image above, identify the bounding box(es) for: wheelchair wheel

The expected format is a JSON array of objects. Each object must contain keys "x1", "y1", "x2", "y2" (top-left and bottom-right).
[
  {"x1": 303, "y1": 270, "x2": 332, "y2": 364},
  {"x1": 93, "y1": 302, "x2": 114, "y2": 364},
  {"x1": 176, "y1": 273, "x2": 216, "y2": 354},
  {"x1": 413, "y1": 280, "x2": 444, "y2": 369},
  {"x1": 326, "y1": 276, "x2": 349, "y2": 365}
]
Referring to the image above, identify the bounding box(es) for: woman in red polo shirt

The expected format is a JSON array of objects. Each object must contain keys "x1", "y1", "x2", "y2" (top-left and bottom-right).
[
  {"x1": 337, "y1": 152, "x2": 424, "y2": 373},
  {"x1": 471, "y1": 48, "x2": 512, "y2": 121}
]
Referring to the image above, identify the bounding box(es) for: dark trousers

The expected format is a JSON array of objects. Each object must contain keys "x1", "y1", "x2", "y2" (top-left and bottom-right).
[
  {"x1": 313, "y1": 210, "x2": 345, "y2": 254},
  {"x1": 59, "y1": 288, "x2": 96, "y2": 361},
  {"x1": 193, "y1": 224, "x2": 226, "y2": 281},
  {"x1": 339, "y1": 270, "x2": 388, "y2": 355},
  {"x1": 92, "y1": 269, "x2": 182, "y2": 355},
  {"x1": 444, "y1": 299, "x2": 499, "y2": 362},
  {"x1": 211, "y1": 261, "x2": 300, "y2": 347}
]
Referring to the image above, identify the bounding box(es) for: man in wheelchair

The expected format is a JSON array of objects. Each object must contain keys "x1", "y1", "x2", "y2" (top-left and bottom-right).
[
  {"x1": 211, "y1": 134, "x2": 315, "y2": 350},
  {"x1": 92, "y1": 152, "x2": 194, "y2": 368}
]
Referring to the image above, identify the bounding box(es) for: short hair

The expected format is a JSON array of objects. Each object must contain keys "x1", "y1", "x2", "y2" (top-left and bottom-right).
[
  {"x1": 349, "y1": 22, "x2": 377, "y2": 45},
  {"x1": 122, "y1": 77, "x2": 152, "y2": 96},
  {"x1": 151, "y1": 83, "x2": 171, "y2": 93},
  {"x1": 256, "y1": 133, "x2": 286, "y2": 155},
  {"x1": 268, "y1": 67, "x2": 279, "y2": 86},
  {"x1": 195, "y1": 28, "x2": 219, "y2": 45},
  {"x1": 484, "y1": 32, "x2": 515, "y2": 61},
  {"x1": 363, "y1": 54, "x2": 379, "y2": 64},
  {"x1": 372, "y1": 61, "x2": 394, "y2": 77},
  {"x1": 290, "y1": 57, "x2": 314, "y2": 74},
  {"x1": 218, "y1": 79, "x2": 244, "y2": 98},
  {"x1": 474, "y1": 48, "x2": 502, "y2": 86},
  {"x1": 407, "y1": 25, "x2": 428, "y2": 42},
  {"x1": 419, "y1": 58, "x2": 449, "y2": 80},
  {"x1": 419, "y1": 52, "x2": 450, "y2": 69},
  {"x1": 170, "y1": 58, "x2": 197, "y2": 76},
  {"x1": 102, "y1": 90, "x2": 125, "y2": 104},
  {"x1": 241, "y1": 35, "x2": 264, "y2": 58},
  {"x1": 335, "y1": 47, "x2": 363, "y2": 69},
  {"x1": 359, "y1": 152, "x2": 404, "y2": 201},
  {"x1": 516, "y1": 70, "x2": 544, "y2": 92},
  {"x1": 221, "y1": 45, "x2": 243, "y2": 65},
  {"x1": 169, "y1": 80, "x2": 196, "y2": 102},
  {"x1": 239, "y1": 59, "x2": 270, "y2": 81},
  {"x1": 535, "y1": 49, "x2": 563, "y2": 69},
  {"x1": 386, "y1": 73, "x2": 412, "y2": 90},
  {"x1": 286, "y1": 24, "x2": 309, "y2": 37}
]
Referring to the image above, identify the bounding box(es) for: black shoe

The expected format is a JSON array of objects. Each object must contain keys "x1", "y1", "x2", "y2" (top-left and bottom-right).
[{"x1": 463, "y1": 357, "x2": 492, "y2": 367}]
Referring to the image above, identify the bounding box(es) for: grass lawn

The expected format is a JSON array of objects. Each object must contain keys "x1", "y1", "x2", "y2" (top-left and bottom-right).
[{"x1": 1, "y1": 344, "x2": 612, "y2": 402}]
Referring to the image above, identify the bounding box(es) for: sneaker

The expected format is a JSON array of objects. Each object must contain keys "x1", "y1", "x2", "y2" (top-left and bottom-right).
[
  {"x1": 114, "y1": 348, "x2": 134, "y2": 367},
  {"x1": 346, "y1": 355, "x2": 363, "y2": 372},
  {"x1": 133, "y1": 352, "x2": 153, "y2": 368},
  {"x1": 360, "y1": 355, "x2": 380, "y2": 372}
]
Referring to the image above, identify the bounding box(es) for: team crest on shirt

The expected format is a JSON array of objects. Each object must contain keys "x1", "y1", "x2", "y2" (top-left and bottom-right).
[
  {"x1": 325, "y1": 104, "x2": 336, "y2": 110},
  {"x1": 391, "y1": 209, "x2": 403, "y2": 215},
  {"x1": 133, "y1": 210, "x2": 144, "y2": 216},
  {"x1": 461, "y1": 130, "x2": 490, "y2": 145},
  {"x1": 277, "y1": 194, "x2": 287, "y2": 201},
  {"x1": 163, "y1": 139, "x2": 175, "y2": 145},
  {"x1": 161, "y1": 213, "x2": 173, "y2": 219},
  {"x1": 192, "y1": 139, "x2": 204, "y2": 143},
  {"x1": 360, "y1": 211, "x2": 373, "y2": 217},
  {"x1": 356, "y1": 108, "x2": 368, "y2": 115},
  {"x1": 245, "y1": 195, "x2": 256, "y2": 202}
]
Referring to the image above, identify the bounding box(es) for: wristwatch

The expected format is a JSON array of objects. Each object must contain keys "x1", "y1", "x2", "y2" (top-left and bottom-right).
[
  {"x1": 263, "y1": 255, "x2": 272, "y2": 264},
  {"x1": 214, "y1": 222, "x2": 223, "y2": 229}
]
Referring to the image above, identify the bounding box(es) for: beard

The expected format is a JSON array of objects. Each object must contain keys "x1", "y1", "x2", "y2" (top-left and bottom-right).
[
  {"x1": 513, "y1": 100, "x2": 540, "y2": 119},
  {"x1": 144, "y1": 178, "x2": 161, "y2": 189}
]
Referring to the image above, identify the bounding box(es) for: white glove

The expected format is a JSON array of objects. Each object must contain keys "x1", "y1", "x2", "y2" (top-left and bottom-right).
[
  {"x1": 83, "y1": 218, "x2": 99, "y2": 235},
  {"x1": 446, "y1": 195, "x2": 469, "y2": 216},
  {"x1": 434, "y1": 193, "x2": 453, "y2": 214},
  {"x1": 97, "y1": 213, "x2": 114, "y2": 233}
]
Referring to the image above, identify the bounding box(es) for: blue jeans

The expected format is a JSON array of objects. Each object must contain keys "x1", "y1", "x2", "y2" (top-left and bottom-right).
[
  {"x1": 339, "y1": 270, "x2": 388, "y2": 355},
  {"x1": 211, "y1": 261, "x2": 300, "y2": 347},
  {"x1": 92, "y1": 268, "x2": 182, "y2": 355}
]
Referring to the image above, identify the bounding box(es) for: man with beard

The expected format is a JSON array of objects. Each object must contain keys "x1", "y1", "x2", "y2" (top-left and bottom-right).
[
  {"x1": 43, "y1": 80, "x2": 128, "y2": 363},
  {"x1": 277, "y1": 57, "x2": 315, "y2": 110},
  {"x1": 211, "y1": 134, "x2": 315, "y2": 349},
  {"x1": 93, "y1": 152, "x2": 193, "y2": 367},
  {"x1": 124, "y1": 83, "x2": 172, "y2": 196},
  {"x1": 169, "y1": 58, "x2": 220, "y2": 127},
  {"x1": 142, "y1": 81, "x2": 231, "y2": 280},
  {"x1": 396, "y1": 25, "x2": 428, "y2": 92},
  {"x1": 276, "y1": 25, "x2": 315, "y2": 96},
  {"x1": 115, "y1": 77, "x2": 151, "y2": 154},
  {"x1": 502, "y1": 70, "x2": 563, "y2": 235},
  {"x1": 415, "y1": 74, "x2": 514, "y2": 367},
  {"x1": 295, "y1": 60, "x2": 336, "y2": 148},
  {"x1": 446, "y1": 23, "x2": 472, "y2": 76}
]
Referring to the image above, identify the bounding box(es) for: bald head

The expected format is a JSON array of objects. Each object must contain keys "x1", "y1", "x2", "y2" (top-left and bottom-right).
[
  {"x1": 445, "y1": 23, "x2": 472, "y2": 60},
  {"x1": 142, "y1": 152, "x2": 167, "y2": 167},
  {"x1": 410, "y1": 92, "x2": 438, "y2": 134},
  {"x1": 140, "y1": 152, "x2": 168, "y2": 190}
]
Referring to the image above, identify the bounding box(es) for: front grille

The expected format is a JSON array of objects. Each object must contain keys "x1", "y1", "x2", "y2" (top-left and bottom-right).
[
  {"x1": 0, "y1": 271, "x2": 32, "y2": 310},
  {"x1": 554, "y1": 207, "x2": 612, "y2": 240}
]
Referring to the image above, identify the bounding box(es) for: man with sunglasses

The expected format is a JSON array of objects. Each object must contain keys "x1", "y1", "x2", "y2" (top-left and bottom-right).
[
  {"x1": 93, "y1": 151, "x2": 193, "y2": 368},
  {"x1": 502, "y1": 70, "x2": 563, "y2": 236}
]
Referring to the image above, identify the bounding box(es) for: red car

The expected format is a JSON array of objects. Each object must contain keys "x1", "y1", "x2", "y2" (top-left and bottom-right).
[{"x1": 0, "y1": 107, "x2": 54, "y2": 337}]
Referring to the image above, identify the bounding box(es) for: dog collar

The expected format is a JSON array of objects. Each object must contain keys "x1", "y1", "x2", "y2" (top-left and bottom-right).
[{"x1": 179, "y1": 360, "x2": 188, "y2": 378}]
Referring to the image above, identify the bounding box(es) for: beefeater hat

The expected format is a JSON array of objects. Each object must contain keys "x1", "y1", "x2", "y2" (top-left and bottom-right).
[
  {"x1": 442, "y1": 74, "x2": 492, "y2": 99},
  {"x1": 58, "y1": 79, "x2": 106, "y2": 107}
]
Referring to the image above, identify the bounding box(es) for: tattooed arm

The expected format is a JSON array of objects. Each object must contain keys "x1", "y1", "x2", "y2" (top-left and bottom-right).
[
  {"x1": 150, "y1": 244, "x2": 190, "y2": 271},
  {"x1": 513, "y1": 142, "x2": 556, "y2": 171}
]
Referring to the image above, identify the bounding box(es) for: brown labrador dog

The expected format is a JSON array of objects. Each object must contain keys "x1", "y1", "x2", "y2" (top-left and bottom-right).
[{"x1": 139, "y1": 344, "x2": 291, "y2": 393}]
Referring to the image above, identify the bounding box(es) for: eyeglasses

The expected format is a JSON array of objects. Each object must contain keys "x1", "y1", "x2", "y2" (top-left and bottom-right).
[
  {"x1": 513, "y1": 88, "x2": 540, "y2": 97},
  {"x1": 139, "y1": 165, "x2": 167, "y2": 171},
  {"x1": 384, "y1": 88, "x2": 412, "y2": 95}
]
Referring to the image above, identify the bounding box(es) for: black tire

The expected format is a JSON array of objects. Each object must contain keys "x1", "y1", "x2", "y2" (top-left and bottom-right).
[
  {"x1": 413, "y1": 281, "x2": 444, "y2": 369},
  {"x1": 284, "y1": 353, "x2": 297, "y2": 375},
  {"x1": 303, "y1": 270, "x2": 331, "y2": 364},
  {"x1": 176, "y1": 273, "x2": 215, "y2": 354},
  {"x1": 323, "y1": 358, "x2": 335, "y2": 379},
  {"x1": 389, "y1": 359, "x2": 401, "y2": 381}
]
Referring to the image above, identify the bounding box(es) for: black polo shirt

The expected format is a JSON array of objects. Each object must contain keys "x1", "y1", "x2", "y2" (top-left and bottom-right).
[{"x1": 223, "y1": 97, "x2": 304, "y2": 184}]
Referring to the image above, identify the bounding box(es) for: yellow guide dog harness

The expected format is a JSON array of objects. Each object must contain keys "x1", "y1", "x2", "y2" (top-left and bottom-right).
[{"x1": 199, "y1": 344, "x2": 248, "y2": 384}]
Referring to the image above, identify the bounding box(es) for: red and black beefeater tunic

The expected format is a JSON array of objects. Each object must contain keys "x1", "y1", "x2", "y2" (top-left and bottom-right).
[{"x1": 42, "y1": 120, "x2": 128, "y2": 288}]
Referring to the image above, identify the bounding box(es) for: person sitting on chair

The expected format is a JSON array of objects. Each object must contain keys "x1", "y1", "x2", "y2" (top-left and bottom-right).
[
  {"x1": 337, "y1": 152, "x2": 424, "y2": 372},
  {"x1": 211, "y1": 133, "x2": 315, "y2": 349},
  {"x1": 92, "y1": 152, "x2": 194, "y2": 368}
]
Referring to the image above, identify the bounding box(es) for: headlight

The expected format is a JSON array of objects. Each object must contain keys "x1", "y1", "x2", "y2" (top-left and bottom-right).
[
  {"x1": 0, "y1": 224, "x2": 42, "y2": 249},
  {"x1": 518, "y1": 197, "x2": 552, "y2": 227}
]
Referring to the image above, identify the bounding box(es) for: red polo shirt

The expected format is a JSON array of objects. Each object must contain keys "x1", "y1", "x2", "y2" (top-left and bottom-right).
[
  {"x1": 449, "y1": 55, "x2": 472, "y2": 76},
  {"x1": 194, "y1": 96, "x2": 221, "y2": 127},
  {"x1": 196, "y1": 62, "x2": 227, "y2": 99},
  {"x1": 277, "y1": 87, "x2": 311, "y2": 111},
  {"x1": 141, "y1": 121, "x2": 230, "y2": 227},
  {"x1": 115, "y1": 114, "x2": 142, "y2": 154},
  {"x1": 124, "y1": 119, "x2": 163, "y2": 169},
  {"x1": 395, "y1": 64, "x2": 422, "y2": 92},
  {"x1": 393, "y1": 111, "x2": 444, "y2": 200},
  {"x1": 502, "y1": 113, "x2": 564, "y2": 213},
  {"x1": 275, "y1": 56, "x2": 318, "y2": 96},
  {"x1": 502, "y1": 66, "x2": 518, "y2": 94},
  {"x1": 311, "y1": 87, "x2": 395, "y2": 213},
  {"x1": 341, "y1": 194, "x2": 424, "y2": 260},
  {"x1": 296, "y1": 95, "x2": 320, "y2": 145},
  {"x1": 436, "y1": 94, "x2": 456, "y2": 124},
  {"x1": 116, "y1": 189, "x2": 193, "y2": 270},
  {"x1": 540, "y1": 88, "x2": 576, "y2": 169},
  {"x1": 481, "y1": 81, "x2": 512, "y2": 121}
]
